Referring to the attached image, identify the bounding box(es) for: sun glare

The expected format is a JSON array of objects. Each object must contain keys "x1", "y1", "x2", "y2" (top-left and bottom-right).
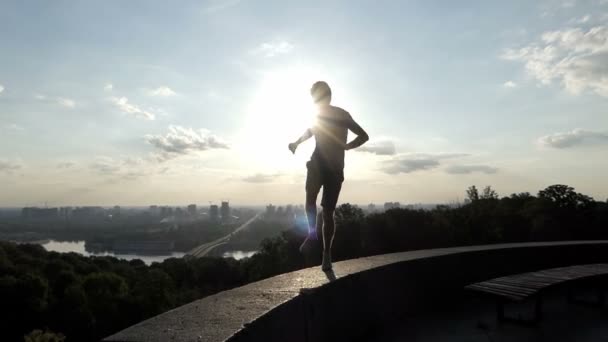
[{"x1": 240, "y1": 66, "x2": 323, "y2": 171}]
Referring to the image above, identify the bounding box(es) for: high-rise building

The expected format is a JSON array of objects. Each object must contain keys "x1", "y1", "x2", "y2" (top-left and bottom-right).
[
  {"x1": 220, "y1": 201, "x2": 230, "y2": 222},
  {"x1": 384, "y1": 202, "x2": 401, "y2": 211},
  {"x1": 209, "y1": 205, "x2": 219, "y2": 222},
  {"x1": 59, "y1": 207, "x2": 73, "y2": 220},
  {"x1": 187, "y1": 204, "x2": 197, "y2": 217},
  {"x1": 160, "y1": 206, "x2": 173, "y2": 218},
  {"x1": 72, "y1": 206, "x2": 105, "y2": 220},
  {"x1": 265, "y1": 204, "x2": 276, "y2": 218},
  {"x1": 21, "y1": 207, "x2": 59, "y2": 220}
]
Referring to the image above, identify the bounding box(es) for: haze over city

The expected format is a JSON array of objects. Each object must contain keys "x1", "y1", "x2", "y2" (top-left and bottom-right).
[{"x1": 1, "y1": 0, "x2": 608, "y2": 206}]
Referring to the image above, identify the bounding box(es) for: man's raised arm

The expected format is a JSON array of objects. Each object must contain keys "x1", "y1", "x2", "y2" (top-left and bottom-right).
[
  {"x1": 288, "y1": 128, "x2": 313, "y2": 154},
  {"x1": 345, "y1": 118, "x2": 369, "y2": 150}
]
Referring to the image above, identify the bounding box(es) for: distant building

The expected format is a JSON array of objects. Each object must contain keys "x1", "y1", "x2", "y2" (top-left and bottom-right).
[
  {"x1": 72, "y1": 206, "x2": 105, "y2": 220},
  {"x1": 111, "y1": 206, "x2": 121, "y2": 218},
  {"x1": 209, "y1": 204, "x2": 219, "y2": 221},
  {"x1": 187, "y1": 204, "x2": 197, "y2": 217},
  {"x1": 367, "y1": 203, "x2": 376, "y2": 213},
  {"x1": 221, "y1": 201, "x2": 230, "y2": 222},
  {"x1": 59, "y1": 207, "x2": 73, "y2": 220},
  {"x1": 384, "y1": 202, "x2": 401, "y2": 211},
  {"x1": 265, "y1": 204, "x2": 276, "y2": 218},
  {"x1": 21, "y1": 207, "x2": 59, "y2": 220},
  {"x1": 149, "y1": 205, "x2": 159, "y2": 217},
  {"x1": 160, "y1": 206, "x2": 173, "y2": 218}
]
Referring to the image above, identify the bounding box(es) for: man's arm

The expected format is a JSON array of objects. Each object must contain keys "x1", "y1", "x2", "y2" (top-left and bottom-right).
[
  {"x1": 288, "y1": 128, "x2": 313, "y2": 154},
  {"x1": 345, "y1": 117, "x2": 369, "y2": 150}
]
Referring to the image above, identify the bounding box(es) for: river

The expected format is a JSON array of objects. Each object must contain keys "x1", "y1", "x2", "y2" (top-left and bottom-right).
[{"x1": 41, "y1": 240, "x2": 255, "y2": 265}]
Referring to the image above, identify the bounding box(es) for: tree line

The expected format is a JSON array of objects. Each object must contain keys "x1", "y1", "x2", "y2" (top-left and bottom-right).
[{"x1": 1, "y1": 184, "x2": 606, "y2": 341}]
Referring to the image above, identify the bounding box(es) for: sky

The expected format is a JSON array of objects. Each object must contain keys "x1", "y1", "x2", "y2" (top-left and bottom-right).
[{"x1": 1, "y1": 0, "x2": 607, "y2": 207}]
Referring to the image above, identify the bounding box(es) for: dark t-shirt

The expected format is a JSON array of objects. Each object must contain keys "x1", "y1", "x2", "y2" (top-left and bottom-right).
[{"x1": 310, "y1": 105, "x2": 355, "y2": 172}]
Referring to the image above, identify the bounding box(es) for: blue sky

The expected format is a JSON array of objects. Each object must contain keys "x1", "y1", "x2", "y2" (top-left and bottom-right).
[{"x1": 1, "y1": 0, "x2": 607, "y2": 206}]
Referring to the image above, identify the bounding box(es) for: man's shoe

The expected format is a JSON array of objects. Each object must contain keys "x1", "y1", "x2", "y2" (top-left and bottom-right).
[{"x1": 321, "y1": 252, "x2": 332, "y2": 271}]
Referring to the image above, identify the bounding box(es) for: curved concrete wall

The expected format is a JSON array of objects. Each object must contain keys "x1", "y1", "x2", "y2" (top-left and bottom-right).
[{"x1": 104, "y1": 241, "x2": 608, "y2": 342}]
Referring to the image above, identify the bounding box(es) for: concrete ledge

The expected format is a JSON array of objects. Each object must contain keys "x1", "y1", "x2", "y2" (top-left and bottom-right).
[{"x1": 104, "y1": 241, "x2": 608, "y2": 342}]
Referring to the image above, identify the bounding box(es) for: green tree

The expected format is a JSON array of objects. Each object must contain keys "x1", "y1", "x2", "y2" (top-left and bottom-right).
[
  {"x1": 23, "y1": 329, "x2": 65, "y2": 342},
  {"x1": 466, "y1": 185, "x2": 479, "y2": 202},
  {"x1": 538, "y1": 184, "x2": 593, "y2": 209}
]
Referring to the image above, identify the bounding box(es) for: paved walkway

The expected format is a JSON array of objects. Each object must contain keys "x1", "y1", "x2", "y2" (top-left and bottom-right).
[{"x1": 377, "y1": 287, "x2": 608, "y2": 342}]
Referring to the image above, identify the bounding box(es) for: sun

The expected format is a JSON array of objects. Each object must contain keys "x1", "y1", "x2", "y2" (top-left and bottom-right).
[{"x1": 240, "y1": 66, "x2": 324, "y2": 171}]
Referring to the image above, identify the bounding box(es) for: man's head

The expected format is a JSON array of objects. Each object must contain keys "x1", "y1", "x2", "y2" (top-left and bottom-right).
[{"x1": 310, "y1": 81, "x2": 331, "y2": 105}]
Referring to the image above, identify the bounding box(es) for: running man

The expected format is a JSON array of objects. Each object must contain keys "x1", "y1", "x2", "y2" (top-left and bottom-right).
[{"x1": 288, "y1": 81, "x2": 369, "y2": 271}]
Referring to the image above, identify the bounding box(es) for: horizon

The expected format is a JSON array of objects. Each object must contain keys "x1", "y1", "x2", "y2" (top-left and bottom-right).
[{"x1": 2, "y1": 0, "x2": 608, "y2": 206}]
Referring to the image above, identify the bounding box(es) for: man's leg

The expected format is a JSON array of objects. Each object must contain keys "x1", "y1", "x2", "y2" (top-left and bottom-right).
[
  {"x1": 300, "y1": 162, "x2": 321, "y2": 252},
  {"x1": 322, "y1": 209, "x2": 336, "y2": 253},
  {"x1": 320, "y1": 172, "x2": 343, "y2": 271},
  {"x1": 321, "y1": 209, "x2": 336, "y2": 271}
]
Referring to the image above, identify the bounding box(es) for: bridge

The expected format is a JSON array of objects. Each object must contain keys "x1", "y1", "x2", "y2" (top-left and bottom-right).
[
  {"x1": 186, "y1": 214, "x2": 260, "y2": 258},
  {"x1": 105, "y1": 241, "x2": 608, "y2": 342}
]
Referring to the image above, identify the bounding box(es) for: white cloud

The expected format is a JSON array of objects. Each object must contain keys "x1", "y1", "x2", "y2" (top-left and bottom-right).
[
  {"x1": 147, "y1": 86, "x2": 176, "y2": 97},
  {"x1": 203, "y1": 0, "x2": 241, "y2": 13},
  {"x1": 90, "y1": 156, "x2": 121, "y2": 174},
  {"x1": 503, "y1": 24, "x2": 608, "y2": 97},
  {"x1": 356, "y1": 140, "x2": 396, "y2": 156},
  {"x1": 561, "y1": 0, "x2": 576, "y2": 8},
  {"x1": 57, "y1": 97, "x2": 76, "y2": 108},
  {"x1": 56, "y1": 161, "x2": 76, "y2": 169},
  {"x1": 88, "y1": 156, "x2": 160, "y2": 182},
  {"x1": 252, "y1": 40, "x2": 294, "y2": 57},
  {"x1": 538, "y1": 128, "x2": 608, "y2": 148},
  {"x1": 0, "y1": 84, "x2": 4, "y2": 94},
  {"x1": 104, "y1": 83, "x2": 113, "y2": 91},
  {"x1": 503, "y1": 80, "x2": 518, "y2": 88},
  {"x1": 445, "y1": 165, "x2": 498, "y2": 175},
  {"x1": 35, "y1": 94, "x2": 47, "y2": 100},
  {"x1": 381, "y1": 153, "x2": 468, "y2": 174},
  {"x1": 145, "y1": 125, "x2": 229, "y2": 161},
  {"x1": 110, "y1": 97, "x2": 156, "y2": 120},
  {"x1": 577, "y1": 14, "x2": 591, "y2": 23},
  {"x1": 3, "y1": 123, "x2": 24, "y2": 131},
  {"x1": 0, "y1": 159, "x2": 22, "y2": 173},
  {"x1": 243, "y1": 173, "x2": 280, "y2": 183}
]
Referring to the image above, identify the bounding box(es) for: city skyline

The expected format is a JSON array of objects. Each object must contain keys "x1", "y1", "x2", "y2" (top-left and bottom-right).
[{"x1": 1, "y1": 0, "x2": 608, "y2": 206}]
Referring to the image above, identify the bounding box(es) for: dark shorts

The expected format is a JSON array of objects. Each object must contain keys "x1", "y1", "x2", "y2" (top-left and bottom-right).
[{"x1": 305, "y1": 159, "x2": 344, "y2": 210}]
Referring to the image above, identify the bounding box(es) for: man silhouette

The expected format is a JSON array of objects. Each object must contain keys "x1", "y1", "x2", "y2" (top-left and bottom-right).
[{"x1": 289, "y1": 81, "x2": 369, "y2": 271}]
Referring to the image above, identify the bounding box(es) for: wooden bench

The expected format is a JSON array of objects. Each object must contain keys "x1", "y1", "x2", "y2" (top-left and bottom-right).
[{"x1": 465, "y1": 263, "x2": 608, "y2": 324}]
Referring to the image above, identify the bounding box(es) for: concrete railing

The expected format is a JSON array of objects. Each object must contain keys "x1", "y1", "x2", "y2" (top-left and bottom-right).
[{"x1": 104, "y1": 241, "x2": 608, "y2": 342}]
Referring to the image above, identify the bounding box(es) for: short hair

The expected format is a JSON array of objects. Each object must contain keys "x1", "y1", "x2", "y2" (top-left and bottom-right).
[{"x1": 310, "y1": 81, "x2": 331, "y2": 103}]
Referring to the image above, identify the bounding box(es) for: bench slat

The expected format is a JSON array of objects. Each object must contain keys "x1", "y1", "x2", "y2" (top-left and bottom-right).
[{"x1": 466, "y1": 263, "x2": 608, "y2": 301}]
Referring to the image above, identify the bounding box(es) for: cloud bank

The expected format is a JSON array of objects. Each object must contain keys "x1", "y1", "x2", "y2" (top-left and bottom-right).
[
  {"x1": 503, "y1": 24, "x2": 608, "y2": 97},
  {"x1": 356, "y1": 140, "x2": 396, "y2": 156},
  {"x1": 145, "y1": 125, "x2": 229, "y2": 161},
  {"x1": 242, "y1": 173, "x2": 280, "y2": 183},
  {"x1": 147, "y1": 86, "x2": 176, "y2": 97},
  {"x1": 538, "y1": 128, "x2": 608, "y2": 148},
  {"x1": 445, "y1": 165, "x2": 498, "y2": 174},
  {"x1": 111, "y1": 97, "x2": 156, "y2": 120},
  {"x1": 0, "y1": 159, "x2": 22, "y2": 173},
  {"x1": 381, "y1": 153, "x2": 468, "y2": 174},
  {"x1": 253, "y1": 40, "x2": 294, "y2": 57}
]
